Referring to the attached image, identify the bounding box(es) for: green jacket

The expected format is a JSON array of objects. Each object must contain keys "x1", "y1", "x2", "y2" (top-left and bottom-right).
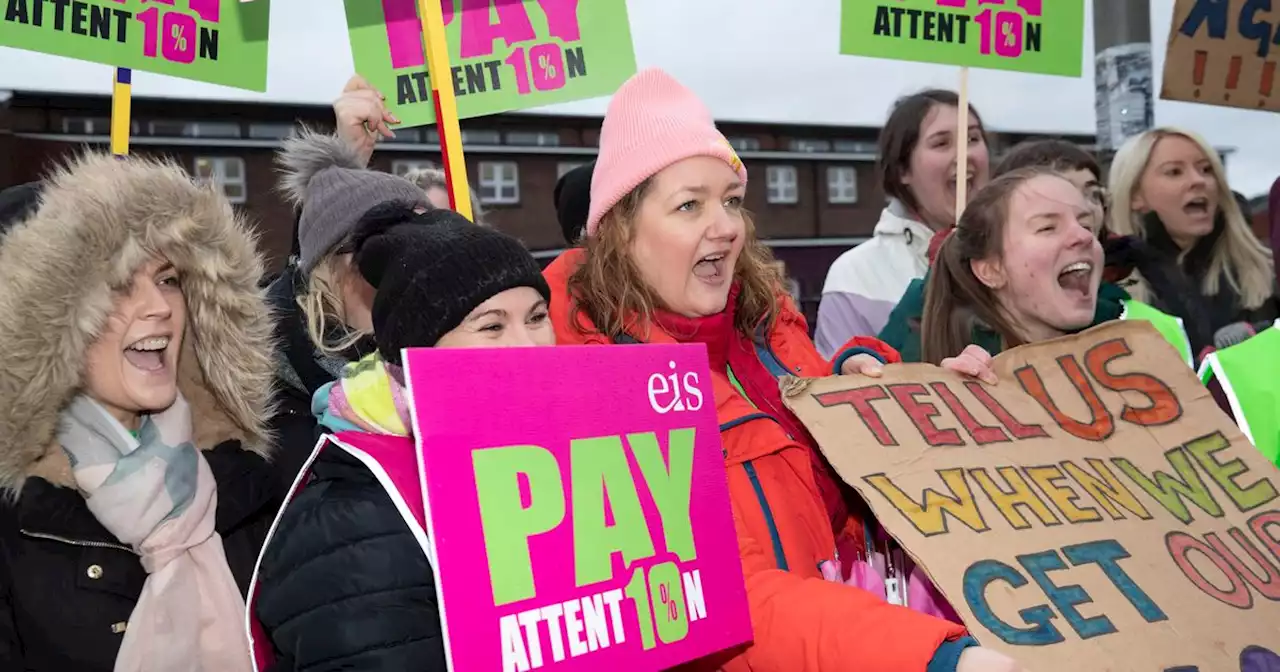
[{"x1": 879, "y1": 272, "x2": 1130, "y2": 363}]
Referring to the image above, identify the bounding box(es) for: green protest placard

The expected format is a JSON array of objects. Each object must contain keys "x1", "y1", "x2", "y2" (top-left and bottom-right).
[
  {"x1": 344, "y1": 0, "x2": 637, "y2": 129},
  {"x1": 0, "y1": 0, "x2": 270, "y2": 91},
  {"x1": 839, "y1": 0, "x2": 1084, "y2": 77}
]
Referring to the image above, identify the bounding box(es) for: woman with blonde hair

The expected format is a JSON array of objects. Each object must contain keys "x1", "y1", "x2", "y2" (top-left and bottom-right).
[
  {"x1": 543, "y1": 68, "x2": 1020, "y2": 672},
  {"x1": 1107, "y1": 127, "x2": 1276, "y2": 353},
  {"x1": 266, "y1": 127, "x2": 430, "y2": 481}
]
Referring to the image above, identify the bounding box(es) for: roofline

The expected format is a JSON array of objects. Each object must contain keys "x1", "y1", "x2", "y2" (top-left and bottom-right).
[{"x1": 2, "y1": 88, "x2": 1098, "y2": 139}]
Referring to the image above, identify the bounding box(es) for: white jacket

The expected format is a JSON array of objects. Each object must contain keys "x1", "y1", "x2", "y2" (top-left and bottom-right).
[{"x1": 816, "y1": 202, "x2": 936, "y2": 358}]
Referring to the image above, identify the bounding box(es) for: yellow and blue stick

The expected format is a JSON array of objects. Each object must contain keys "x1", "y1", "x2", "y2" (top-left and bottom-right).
[
  {"x1": 415, "y1": 0, "x2": 472, "y2": 221},
  {"x1": 111, "y1": 67, "x2": 132, "y2": 157}
]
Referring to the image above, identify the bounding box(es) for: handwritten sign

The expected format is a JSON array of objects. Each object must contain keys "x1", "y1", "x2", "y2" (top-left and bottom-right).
[
  {"x1": 1161, "y1": 0, "x2": 1279, "y2": 112},
  {"x1": 344, "y1": 0, "x2": 637, "y2": 129},
  {"x1": 785, "y1": 321, "x2": 1280, "y2": 670},
  {"x1": 403, "y1": 344, "x2": 751, "y2": 671},
  {"x1": 839, "y1": 0, "x2": 1084, "y2": 76},
  {"x1": 0, "y1": 0, "x2": 270, "y2": 91}
]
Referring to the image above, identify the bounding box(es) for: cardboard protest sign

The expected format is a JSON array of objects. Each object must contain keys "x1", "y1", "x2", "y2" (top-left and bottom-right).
[
  {"x1": 403, "y1": 344, "x2": 751, "y2": 671},
  {"x1": 839, "y1": 0, "x2": 1084, "y2": 76},
  {"x1": 0, "y1": 0, "x2": 270, "y2": 91},
  {"x1": 784, "y1": 321, "x2": 1280, "y2": 670},
  {"x1": 1161, "y1": 0, "x2": 1279, "y2": 113},
  {"x1": 344, "y1": 0, "x2": 638, "y2": 129}
]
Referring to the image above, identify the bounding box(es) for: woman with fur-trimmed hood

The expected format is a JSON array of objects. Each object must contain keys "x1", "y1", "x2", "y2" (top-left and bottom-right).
[{"x1": 0, "y1": 152, "x2": 277, "y2": 671}]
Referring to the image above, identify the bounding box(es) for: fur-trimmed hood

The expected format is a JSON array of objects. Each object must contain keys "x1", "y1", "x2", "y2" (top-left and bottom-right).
[{"x1": 0, "y1": 152, "x2": 276, "y2": 495}]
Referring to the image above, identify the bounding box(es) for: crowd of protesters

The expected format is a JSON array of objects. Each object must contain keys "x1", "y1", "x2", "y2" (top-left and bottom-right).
[{"x1": 0, "y1": 67, "x2": 1273, "y2": 672}]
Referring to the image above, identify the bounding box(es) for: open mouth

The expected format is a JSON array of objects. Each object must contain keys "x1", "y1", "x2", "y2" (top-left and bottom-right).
[
  {"x1": 1183, "y1": 196, "x2": 1211, "y2": 218},
  {"x1": 948, "y1": 171, "x2": 976, "y2": 195},
  {"x1": 124, "y1": 336, "x2": 170, "y2": 372},
  {"x1": 1057, "y1": 261, "x2": 1094, "y2": 297},
  {"x1": 693, "y1": 252, "x2": 728, "y2": 283}
]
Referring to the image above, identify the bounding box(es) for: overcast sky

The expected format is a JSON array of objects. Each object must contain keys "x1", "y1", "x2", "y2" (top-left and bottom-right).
[{"x1": 2, "y1": 0, "x2": 1277, "y2": 197}]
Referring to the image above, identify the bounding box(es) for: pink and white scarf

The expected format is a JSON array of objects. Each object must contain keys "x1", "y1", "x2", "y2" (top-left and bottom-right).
[{"x1": 59, "y1": 394, "x2": 252, "y2": 672}]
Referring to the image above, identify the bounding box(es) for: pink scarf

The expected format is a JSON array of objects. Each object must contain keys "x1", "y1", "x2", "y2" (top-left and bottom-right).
[{"x1": 59, "y1": 394, "x2": 252, "y2": 672}]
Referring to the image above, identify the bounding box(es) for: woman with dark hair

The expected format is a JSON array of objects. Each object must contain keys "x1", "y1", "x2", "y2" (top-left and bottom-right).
[
  {"x1": 882, "y1": 139, "x2": 1206, "y2": 365},
  {"x1": 817, "y1": 89, "x2": 991, "y2": 355}
]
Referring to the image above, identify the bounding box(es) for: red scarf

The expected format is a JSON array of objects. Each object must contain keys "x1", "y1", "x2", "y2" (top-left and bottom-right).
[{"x1": 651, "y1": 286, "x2": 864, "y2": 563}]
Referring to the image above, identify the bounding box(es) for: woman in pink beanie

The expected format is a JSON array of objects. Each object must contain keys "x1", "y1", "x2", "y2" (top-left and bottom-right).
[{"x1": 543, "y1": 68, "x2": 1019, "y2": 672}]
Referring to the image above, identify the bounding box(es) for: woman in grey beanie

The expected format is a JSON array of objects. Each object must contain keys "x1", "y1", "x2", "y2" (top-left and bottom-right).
[{"x1": 264, "y1": 124, "x2": 430, "y2": 490}]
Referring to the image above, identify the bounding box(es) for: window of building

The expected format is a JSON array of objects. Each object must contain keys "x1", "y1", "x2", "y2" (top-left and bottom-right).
[
  {"x1": 766, "y1": 166, "x2": 798, "y2": 204},
  {"x1": 727, "y1": 136, "x2": 761, "y2": 152},
  {"x1": 557, "y1": 162, "x2": 586, "y2": 178},
  {"x1": 148, "y1": 121, "x2": 241, "y2": 138},
  {"x1": 827, "y1": 166, "x2": 858, "y2": 204},
  {"x1": 382, "y1": 128, "x2": 421, "y2": 143},
  {"x1": 832, "y1": 140, "x2": 877, "y2": 154},
  {"x1": 790, "y1": 139, "x2": 832, "y2": 153},
  {"x1": 506, "y1": 131, "x2": 560, "y2": 147},
  {"x1": 62, "y1": 117, "x2": 106, "y2": 134},
  {"x1": 61, "y1": 116, "x2": 140, "y2": 135},
  {"x1": 194, "y1": 157, "x2": 247, "y2": 204},
  {"x1": 247, "y1": 123, "x2": 295, "y2": 140},
  {"x1": 392, "y1": 160, "x2": 437, "y2": 177},
  {"x1": 478, "y1": 161, "x2": 519, "y2": 204},
  {"x1": 461, "y1": 129, "x2": 501, "y2": 145}
]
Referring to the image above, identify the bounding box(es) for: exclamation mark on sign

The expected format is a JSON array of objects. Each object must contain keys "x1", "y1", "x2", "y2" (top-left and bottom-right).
[
  {"x1": 1261, "y1": 61, "x2": 1276, "y2": 107},
  {"x1": 1225, "y1": 55, "x2": 1243, "y2": 102},
  {"x1": 1193, "y1": 50, "x2": 1207, "y2": 98}
]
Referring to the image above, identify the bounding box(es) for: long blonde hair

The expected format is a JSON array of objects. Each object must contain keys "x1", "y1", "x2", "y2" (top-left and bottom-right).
[
  {"x1": 1107, "y1": 127, "x2": 1273, "y2": 308},
  {"x1": 297, "y1": 251, "x2": 369, "y2": 355},
  {"x1": 567, "y1": 179, "x2": 784, "y2": 341}
]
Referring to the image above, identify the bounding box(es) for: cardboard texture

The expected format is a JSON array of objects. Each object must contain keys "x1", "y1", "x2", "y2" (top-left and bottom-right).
[
  {"x1": 1162, "y1": 0, "x2": 1279, "y2": 113},
  {"x1": 784, "y1": 321, "x2": 1280, "y2": 671}
]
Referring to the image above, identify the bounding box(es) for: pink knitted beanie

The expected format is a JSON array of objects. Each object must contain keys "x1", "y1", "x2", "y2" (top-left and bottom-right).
[{"x1": 586, "y1": 68, "x2": 748, "y2": 237}]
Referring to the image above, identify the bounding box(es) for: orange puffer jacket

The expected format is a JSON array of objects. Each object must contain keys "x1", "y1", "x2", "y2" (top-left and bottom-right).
[{"x1": 544, "y1": 250, "x2": 970, "y2": 671}]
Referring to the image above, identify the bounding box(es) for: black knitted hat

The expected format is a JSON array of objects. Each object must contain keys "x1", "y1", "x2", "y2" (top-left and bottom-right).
[
  {"x1": 352, "y1": 202, "x2": 551, "y2": 362},
  {"x1": 554, "y1": 160, "x2": 594, "y2": 246}
]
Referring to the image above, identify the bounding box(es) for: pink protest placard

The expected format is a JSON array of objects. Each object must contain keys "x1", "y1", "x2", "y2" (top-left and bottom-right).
[{"x1": 403, "y1": 344, "x2": 751, "y2": 671}]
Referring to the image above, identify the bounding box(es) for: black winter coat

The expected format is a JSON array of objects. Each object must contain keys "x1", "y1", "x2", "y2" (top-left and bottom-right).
[
  {"x1": 0, "y1": 442, "x2": 280, "y2": 671},
  {"x1": 1140, "y1": 212, "x2": 1279, "y2": 351},
  {"x1": 254, "y1": 443, "x2": 446, "y2": 671}
]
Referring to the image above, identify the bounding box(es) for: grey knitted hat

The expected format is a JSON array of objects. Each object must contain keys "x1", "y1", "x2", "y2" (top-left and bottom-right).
[{"x1": 276, "y1": 127, "x2": 428, "y2": 272}]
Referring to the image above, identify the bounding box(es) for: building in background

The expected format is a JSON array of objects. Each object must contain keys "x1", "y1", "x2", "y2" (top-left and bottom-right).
[{"x1": 1, "y1": 90, "x2": 1127, "y2": 323}]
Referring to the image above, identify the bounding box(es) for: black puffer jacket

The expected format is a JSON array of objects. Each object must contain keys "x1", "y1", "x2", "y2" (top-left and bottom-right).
[{"x1": 254, "y1": 440, "x2": 445, "y2": 671}]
